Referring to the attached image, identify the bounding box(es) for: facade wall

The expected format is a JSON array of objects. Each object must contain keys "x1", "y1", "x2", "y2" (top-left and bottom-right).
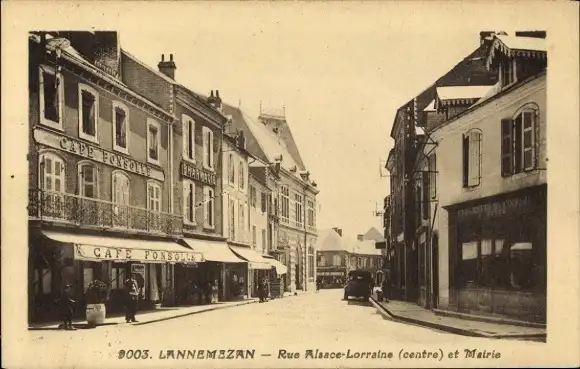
[
  {"x1": 30, "y1": 62, "x2": 172, "y2": 214},
  {"x1": 429, "y1": 74, "x2": 547, "y2": 312},
  {"x1": 222, "y1": 140, "x2": 250, "y2": 245},
  {"x1": 173, "y1": 101, "x2": 223, "y2": 236}
]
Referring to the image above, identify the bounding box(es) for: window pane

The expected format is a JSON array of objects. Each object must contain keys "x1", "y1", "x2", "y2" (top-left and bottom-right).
[
  {"x1": 523, "y1": 150, "x2": 533, "y2": 169},
  {"x1": 115, "y1": 108, "x2": 126, "y2": 147},
  {"x1": 43, "y1": 72, "x2": 59, "y2": 122},
  {"x1": 45, "y1": 158, "x2": 52, "y2": 174},
  {"x1": 54, "y1": 178, "x2": 61, "y2": 192},
  {"x1": 462, "y1": 242, "x2": 477, "y2": 260},
  {"x1": 495, "y1": 239, "x2": 505, "y2": 255},
  {"x1": 82, "y1": 91, "x2": 96, "y2": 136},
  {"x1": 481, "y1": 239, "x2": 492, "y2": 255},
  {"x1": 83, "y1": 166, "x2": 94, "y2": 182},
  {"x1": 523, "y1": 130, "x2": 533, "y2": 147},
  {"x1": 523, "y1": 111, "x2": 533, "y2": 129},
  {"x1": 42, "y1": 269, "x2": 52, "y2": 294},
  {"x1": 54, "y1": 162, "x2": 61, "y2": 176}
]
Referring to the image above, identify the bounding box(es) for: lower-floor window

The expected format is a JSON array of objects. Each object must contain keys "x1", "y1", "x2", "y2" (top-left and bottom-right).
[
  {"x1": 110, "y1": 265, "x2": 126, "y2": 290},
  {"x1": 454, "y1": 216, "x2": 545, "y2": 292},
  {"x1": 33, "y1": 268, "x2": 52, "y2": 295}
]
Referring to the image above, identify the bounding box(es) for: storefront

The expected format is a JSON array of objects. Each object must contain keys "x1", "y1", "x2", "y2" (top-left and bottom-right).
[
  {"x1": 229, "y1": 245, "x2": 272, "y2": 298},
  {"x1": 28, "y1": 229, "x2": 202, "y2": 322},
  {"x1": 262, "y1": 255, "x2": 287, "y2": 298},
  {"x1": 181, "y1": 238, "x2": 247, "y2": 302},
  {"x1": 445, "y1": 184, "x2": 547, "y2": 323}
]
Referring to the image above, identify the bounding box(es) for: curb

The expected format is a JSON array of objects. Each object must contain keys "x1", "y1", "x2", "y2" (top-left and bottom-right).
[
  {"x1": 369, "y1": 297, "x2": 546, "y2": 341},
  {"x1": 432, "y1": 308, "x2": 546, "y2": 329},
  {"x1": 133, "y1": 300, "x2": 258, "y2": 326}
]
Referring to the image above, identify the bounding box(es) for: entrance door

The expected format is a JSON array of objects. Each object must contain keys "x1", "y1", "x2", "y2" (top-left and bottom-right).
[{"x1": 432, "y1": 234, "x2": 439, "y2": 308}]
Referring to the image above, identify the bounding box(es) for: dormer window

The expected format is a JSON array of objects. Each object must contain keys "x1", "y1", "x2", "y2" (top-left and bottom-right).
[{"x1": 500, "y1": 57, "x2": 517, "y2": 87}]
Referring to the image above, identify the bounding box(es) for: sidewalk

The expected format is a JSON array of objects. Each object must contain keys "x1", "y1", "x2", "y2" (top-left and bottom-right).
[
  {"x1": 29, "y1": 298, "x2": 259, "y2": 330},
  {"x1": 370, "y1": 296, "x2": 546, "y2": 342}
]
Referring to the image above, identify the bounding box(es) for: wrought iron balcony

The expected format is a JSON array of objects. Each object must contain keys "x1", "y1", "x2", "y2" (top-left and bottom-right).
[
  {"x1": 28, "y1": 189, "x2": 182, "y2": 237},
  {"x1": 306, "y1": 225, "x2": 317, "y2": 234}
]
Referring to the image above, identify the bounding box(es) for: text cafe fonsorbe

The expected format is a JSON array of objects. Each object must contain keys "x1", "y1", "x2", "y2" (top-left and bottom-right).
[{"x1": 75, "y1": 245, "x2": 198, "y2": 263}]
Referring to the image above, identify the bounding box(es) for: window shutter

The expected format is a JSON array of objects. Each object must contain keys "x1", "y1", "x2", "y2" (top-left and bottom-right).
[
  {"x1": 468, "y1": 131, "x2": 481, "y2": 186},
  {"x1": 429, "y1": 154, "x2": 437, "y2": 199},
  {"x1": 462, "y1": 134, "x2": 469, "y2": 187},
  {"x1": 500, "y1": 118, "x2": 513, "y2": 176},
  {"x1": 534, "y1": 109, "x2": 540, "y2": 169}
]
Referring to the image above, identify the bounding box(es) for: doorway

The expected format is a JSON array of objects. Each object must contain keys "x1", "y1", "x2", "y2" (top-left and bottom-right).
[{"x1": 432, "y1": 234, "x2": 439, "y2": 309}]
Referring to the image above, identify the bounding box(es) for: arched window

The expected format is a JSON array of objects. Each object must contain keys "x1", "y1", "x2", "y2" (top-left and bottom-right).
[
  {"x1": 462, "y1": 129, "x2": 483, "y2": 188},
  {"x1": 78, "y1": 161, "x2": 99, "y2": 198},
  {"x1": 502, "y1": 104, "x2": 540, "y2": 175},
  {"x1": 39, "y1": 151, "x2": 65, "y2": 193}
]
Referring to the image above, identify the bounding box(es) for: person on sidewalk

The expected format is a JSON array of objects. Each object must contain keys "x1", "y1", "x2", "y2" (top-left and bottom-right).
[
  {"x1": 258, "y1": 278, "x2": 265, "y2": 303},
  {"x1": 56, "y1": 284, "x2": 76, "y2": 330},
  {"x1": 381, "y1": 277, "x2": 390, "y2": 303},
  {"x1": 124, "y1": 273, "x2": 140, "y2": 323}
]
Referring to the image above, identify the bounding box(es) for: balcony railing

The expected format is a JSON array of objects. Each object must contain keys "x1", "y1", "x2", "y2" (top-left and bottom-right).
[
  {"x1": 306, "y1": 225, "x2": 317, "y2": 234},
  {"x1": 29, "y1": 189, "x2": 182, "y2": 237}
]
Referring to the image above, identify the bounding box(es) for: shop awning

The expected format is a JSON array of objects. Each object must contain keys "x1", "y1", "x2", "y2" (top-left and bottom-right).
[
  {"x1": 229, "y1": 246, "x2": 271, "y2": 270},
  {"x1": 41, "y1": 230, "x2": 202, "y2": 264},
  {"x1": 262, "y1": 255, "x2": 288, "y2": 275},
  {"x1": 183, "y1": 238, "x2": 245, "y2": 263}
]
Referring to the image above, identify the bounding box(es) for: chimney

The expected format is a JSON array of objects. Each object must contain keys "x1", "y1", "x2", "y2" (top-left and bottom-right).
[
  {"x1": 215, "y1": 90, "x2": 222, "y2": 110},
  {"x1": 357, "y1": 234, "x2": 364, "y2": 242},
  {"x1": 332, "y1": 228, "x2": 343, "y2": 237},
  {"x1": 158, "y1": 53, "x2": 176, "y2": 80},
  {"x1": 515, "y1": 31, "x2": 546, "y2": 39},
  {"x1": 237, "y1": 129, "x2": 246, "y2": 150}
]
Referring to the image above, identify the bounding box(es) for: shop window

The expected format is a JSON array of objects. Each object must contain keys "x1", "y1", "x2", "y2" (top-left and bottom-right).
[
  {"x1": 113, "y1": 101, "x2": 129, "y2": 154},
  {"x1": 78, "y1": 84, "x2": 99, "y2": 143},
  {"x1": 228, "y1": 154, "x2": 235, "y2": 184},
  {"x1": 147, "y1": 181, "x2": 162, "y2": 212},
  {"x1": 35, "y1": 269, "x2": 52, "y2": 295},
  {"x1": 238, "y1": 161, "x2": 245, "y2": 190},
  {"x1": 332, "y1": 254, "x2": 341, "y2": 266},
  {"x1": 147, "y1": 118, "x2": 161, "y2": 165},
  {"x1": 39, "y1": 65, "x2": 64, "y2": 130},
  {"x1": 203, "y1": 126, "x2": 214, "y2": 170},
  {"x1": 78, "y1": 162, "x2": 99, "y2": 198},
  {"x1": 83, "y1": 266, "x2": 94, "y2": 291},
  {"x1": 462, "y1": 129, "x2": 482, "y2": 188},
  {"x1": 110, "y1": 266, "x2": 125, "y2": 290},
  {"x1": 182, "y1": 114, "x2": 195, "y2": 163},
  {"x1": 501, "y1": 105, "x2": 539, "y2": 176},
  {"x1": 183, "y1": 179, "x2": 195, "y2": 224},
  {"x1": 460, "y1": 242, "x2": 478, "y2": 286},
  {"x1": 204, "y1": 186, "x2": 215, "y2": 229}
]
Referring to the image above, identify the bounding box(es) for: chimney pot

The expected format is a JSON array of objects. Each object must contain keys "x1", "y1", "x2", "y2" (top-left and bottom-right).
[
  {"x1": 161, "y1": 54, "x2": 164, "y2": 61},
  {"x1": 216, "y1": 90, "x2": 220, "y2": 98},
  {"x1": 170, "y1": 53, "x2": 173, "y2": 61},
  {"x1": 357, "y1": 234, "x2": 364, "y2": 241}
]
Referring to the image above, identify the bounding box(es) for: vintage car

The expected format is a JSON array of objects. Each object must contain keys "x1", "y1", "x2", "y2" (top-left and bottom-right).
[{"x1": 343, "y1": 270, "x2": 373, "y2": 301}]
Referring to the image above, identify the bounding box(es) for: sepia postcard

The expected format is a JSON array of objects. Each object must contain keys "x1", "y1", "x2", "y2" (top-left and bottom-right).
[{"x1": 1, "y1": 1, "x2": 579, "y2": 368}]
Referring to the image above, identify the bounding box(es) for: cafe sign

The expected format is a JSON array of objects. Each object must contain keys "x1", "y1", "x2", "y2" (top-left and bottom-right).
[
  {"x1": 180, "y1": 162, "x2": 216, "y2": 186},
  {"x1": 74, "y1": 244, "x2": 203, "y2": 264},
  {"x1": 33, "y1": 127, "x2": 165, "y2": 182},
  {"x1": 457, "y1": 195, "x2": 533, "y2": 220}
]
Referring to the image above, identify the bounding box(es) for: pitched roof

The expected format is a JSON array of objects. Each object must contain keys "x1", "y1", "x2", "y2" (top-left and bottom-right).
[
  {"x1": 363, "y1": 227, "x2": 385, "y2": 242},
  {"x1": 345, "y1": 239, "x2": 382, "y2": 256},
  {"x1": 316, "y1": 228, "x2": 346, "y2": 252}
]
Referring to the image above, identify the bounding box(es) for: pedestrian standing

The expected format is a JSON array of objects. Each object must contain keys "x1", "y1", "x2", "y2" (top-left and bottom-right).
[
  {"x1": 258, "y1": 278, "x2": 265, "y2": 303},
  {"x1": 381, "y1": 276, "x2": 390, "y2": 302},
  {"x1": 57, "y1": 284, "x2": 76, "y2": 330},
  {"x1": 124, "y1": 273, "x2": 140, "y2": 323}
]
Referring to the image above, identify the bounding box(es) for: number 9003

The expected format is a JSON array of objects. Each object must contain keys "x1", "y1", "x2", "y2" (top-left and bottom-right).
[{"x1": 118, "y1": 349, "x2": 150, "y2": 359}]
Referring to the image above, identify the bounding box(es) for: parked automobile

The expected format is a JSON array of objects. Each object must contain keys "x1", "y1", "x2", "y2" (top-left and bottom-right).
[{"x1": 343, "y1": 270, "x2": 373, "y2": 301}]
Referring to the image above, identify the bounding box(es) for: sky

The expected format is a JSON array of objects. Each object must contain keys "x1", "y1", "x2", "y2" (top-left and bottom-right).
[{"x1": 115, "y1": 2, "x2": 550, "y2": 237}]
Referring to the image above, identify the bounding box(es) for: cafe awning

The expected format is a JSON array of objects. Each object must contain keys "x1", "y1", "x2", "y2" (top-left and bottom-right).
[
  {"x1": 183, "y1": 238, "x2": 245, "y2": 263},
  {"x1": 262, "y1": 255, "x2": 288, "y2": 275},
  {"x1": 41, "y1": 230, "x2": 202, "y2": 264},
  {"x1": 229, "y1": 246, "x2": 271, "y2": 270}
]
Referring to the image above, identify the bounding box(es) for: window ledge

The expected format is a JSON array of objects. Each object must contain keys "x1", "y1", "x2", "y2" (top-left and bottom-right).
[
  {"x1": 79, "y1": 133, "x2": 99, "y2": 145},
  {"x1": 40, "y1": 120, "x2": 64, "y2": 132},
  {"x1": 113, "y1": 145, "x2": 130, "y2": 156},
  {"x1": 147, "y1": 157, "x2": 161, "y2": 166},
  {"x1": 182, "y1": 156, "x2": 196, "y2": 165},
  {"x1": 203, "y1": 164, "x2": 215, "y2": 172},
  {"x1": 203, "y1": 225, "x2": 215, "y2": 231},
  {"x1": 462, "y1": 184, "x2": 481, "y2": 193}
]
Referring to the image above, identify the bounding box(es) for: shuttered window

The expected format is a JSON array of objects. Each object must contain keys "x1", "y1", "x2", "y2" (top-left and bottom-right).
[
  {"x1": 183, "y1": 179, "x2": 195, "y2": 224},
  {"x1": 428, "y1": 154, "x2": 436, "y2": 199},
  {"x1": 501, "y1": 106, "x2": 539, "y2": 176},
  {"x1": 462, "y1": 130, "x2": 482, "y2": 187},
  {"x1": 501, "y1": 118, "x2": 513, "y2": 176}
]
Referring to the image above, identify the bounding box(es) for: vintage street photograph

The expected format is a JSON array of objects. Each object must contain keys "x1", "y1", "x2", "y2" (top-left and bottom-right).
[{"x1": 2, "y1": 1, "x2": 579, "y2": 368}]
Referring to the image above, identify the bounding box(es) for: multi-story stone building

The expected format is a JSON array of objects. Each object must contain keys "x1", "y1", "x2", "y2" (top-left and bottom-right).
[
  {"x1": 426, "y1": 32, "x2": 547, "y2": 323},
  {"x1": 385, "y1": 35, "x2": 498, "y2": 304},
  {"x1": 225, "y1": 106, "x2": 319, "y2": 292},
  {"x1": 27, "y1": 32, "x2": 202, "y2": 322}
]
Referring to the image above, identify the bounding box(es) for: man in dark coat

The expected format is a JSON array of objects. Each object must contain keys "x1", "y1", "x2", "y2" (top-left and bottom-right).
[
  {"x1": 258, "y1": 278, "x2": 265, "y2": 303},
  {"x1": 381, "y1": 276, "x2": 390, "y2": 302},
  {"x1": 124, "y1": 273, "x2": 140, "y2": 323},
  {"x1": 57, "y1": 284, "x2": 76, "y2": 330}
]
